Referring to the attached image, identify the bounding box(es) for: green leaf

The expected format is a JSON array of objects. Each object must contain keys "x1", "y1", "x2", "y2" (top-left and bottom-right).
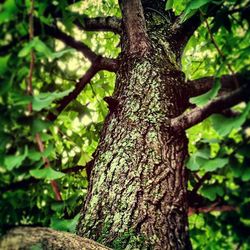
[
  {"x1": 51, "y1": 49, "x2": 75, "y2": 60},
  {"x1": 28, "y1": 149, "x2": 42, "y2": 161},
  {"x1": 211, "y1": 103, "x2": 250, "y2": 136},
  {"x1": 4, "y1": 146, "x2": 28, "y2": 171},
  {"x1": 190, "y1": 79, "x2": 221, "y2": 106},
  {"x1": 200, "y1": 184, "x2": 224, "y2": 201},
  {"x1": 0, "y1": 0, "x2": 17, "y2": 24},
  {"x1": 10, "y1": 92, "x2": 32, "y2": 106},
  {"x1": 187, "y1": 148, "x2": 210, "y2": 171},
  {"x1": 202, "y1": 158, "x2": 228, "y2": 172},
  {"x1": 50, "y1": 214, "x2": 80, "y2": 233},
  {"x1": 229, "y1": 158, "x2": 243, "y2": 178},
  {"x1": 181, "y1": 0, "x2": 212, "y2": 22},
  {"x1": 78, "y1": 152, "x2": 91, "y2": 166},
  {"x1": 18, "y1": 37, "x2": 52, "y2": 58},
  {"x1": 18, "y1": 42, "x2": 33, "y2": 57},
  {"x1": 0, "y1": 54, "x2": 10, "y2": 74},
  {"x1": 32, "y1": 88, "x2": 73, "y2": 111},
  {"x1": 31, "y1": 119, "x2": 51, "y2": 135},
  {"x1": 33, "y1": 37, "x2": 52, "y2": 57},
  {"x1": 165, "y1": 0, "x2": 174, "y2": 10},
  {"x1": 29, "y1": 167, "x2": 65, "y2": 180},
  {"x1": 242, "y1": 168, "x2": 250, "y2": 181},
  {"x1": 42, "y1": 143, "x2": 55, "y2": 158}
]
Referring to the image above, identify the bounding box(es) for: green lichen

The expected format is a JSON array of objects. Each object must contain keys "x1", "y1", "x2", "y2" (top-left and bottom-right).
[
  {"x1": 110, "y1": 229, "x2": 148, "y2": 250},
  {"x1": 96, "y1": 220, "x2": 113, "y2": 243},
  {"x1": 30, "y1": 243, "x2": 43, "y2": 250}
]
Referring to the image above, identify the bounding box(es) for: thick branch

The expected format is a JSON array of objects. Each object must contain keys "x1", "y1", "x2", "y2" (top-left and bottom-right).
[
  {"x1": 0, "y1": 227, "x2": 110, "y2": 250},
  {"x1": 188, "y1": 73, "x2": 250, "y2": 97},
  {"x1": 171, "y1": 85, "x2": 250, "y2": 131},
  {"x1": 74, "y1": 16, "x2": 122, "y2": 34},
  {"x1": 43, "y1": 2, "x2": 121, "y2": 34},
  {"x1": 47, "y1": 56, "x2": 118, "y2": 121},
  {"x1": 119, "y1": 0, "x2": 150, "y2": 55}
]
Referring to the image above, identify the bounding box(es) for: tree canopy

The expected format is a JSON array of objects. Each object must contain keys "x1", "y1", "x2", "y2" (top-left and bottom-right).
[{"x1": 0, "y1": 0, "x2": 250, "y2": 249}]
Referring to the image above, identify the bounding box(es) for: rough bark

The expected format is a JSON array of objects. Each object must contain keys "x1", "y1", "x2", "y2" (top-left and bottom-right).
[
  {"x1": 0, "y1": 227, "x2": 111, "y2": 250},
  {"x1": 77, "y1": 6, "x2": 192, "y2": 248}
]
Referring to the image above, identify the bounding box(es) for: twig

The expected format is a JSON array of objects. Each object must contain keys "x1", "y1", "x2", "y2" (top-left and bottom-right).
[
  {"x1": 26, "y1": 0, "x2": 62, "y2": 201},
  {"x1": 203, "y1": 17, "x2": 239, "y2": 88},
  {"x1": 189, "y1": 203, "x2": 236, "y2": 215},
  {"x1": 35, "y1": 134, "x2": 62, "y2": 201},
  {"x1": 27, "y1": 0, "x2": 35, "y2": 113}
]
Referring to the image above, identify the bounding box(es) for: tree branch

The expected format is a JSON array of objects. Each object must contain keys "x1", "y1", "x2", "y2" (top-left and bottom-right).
[
  {"x1": 33, "y1": 19, "x2": 119, "y2": 118},
  {"x1": 47, "y1": 56, "x2": 118, "y2": 121},
  {"x1": 171, "y1": 84, "x2": 250, "y2": 131},
  {"x1": 119, "y1": 0, "x2": 150, "y2": 55},
  {"x1": 0, "y1": 227, "x2": 111, "y2": 250},
  {"x1": 42, "y1": 2, "x2": 121, "y2": 34},
  {"x1": 188, "y1": 203, "x2": 236, "y2": 215},
  {"x1": 188, "y1": 73, "x2": 250, "y2": 97},
  {"x1": 34, "y1": 20, "x2": 97, "y2": 63},
  {"x1": 34, "y1": 19, "x2": 119, "y2": 70},
  {"x1": 74, "y1": 16, "x2": 122, "y2": 34}
]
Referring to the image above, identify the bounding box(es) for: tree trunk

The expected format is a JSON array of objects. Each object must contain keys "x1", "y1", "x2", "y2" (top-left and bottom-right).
[{"x1": 77, "y1": 8, "x2": 192, "y2": 246}]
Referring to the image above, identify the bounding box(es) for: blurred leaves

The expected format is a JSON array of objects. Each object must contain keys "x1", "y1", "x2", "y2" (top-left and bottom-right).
[
  {"x1": 211, "y1": 103, "x2": 250, "y2": 136},
  {"x1": 29, "y1": 168, "x2": 65, "y2": 180},
  {"x1": 0, "y1": 0, "x2": 118, "y2": 236}
]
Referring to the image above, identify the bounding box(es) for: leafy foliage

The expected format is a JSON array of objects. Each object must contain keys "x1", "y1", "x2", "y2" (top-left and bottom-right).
[
  {"x1": 0, "y1": 0, "x2": 119, "y2": 236},
  {"x1": 0, "y1": 0, "x2": 250, "y2": 249}
]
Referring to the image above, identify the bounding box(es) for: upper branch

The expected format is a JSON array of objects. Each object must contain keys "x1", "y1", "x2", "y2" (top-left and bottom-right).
[
  {"x1": 43, "y1": 3, "x2": 121, "y2": 34},
  {"x1": 119, "y1": 0, "x2": 150, "y2": 55},
  {"x1": 34, "y1": 19, "x2": 119, "y2": 70},
  {"x1": 47, "y1": 56, "x2": 118, "y2": 121},
  {"x1": 74, "y1": 16, "x2": 122, "y2": 34},
  {"x1": 171, "y1": 84, "x2": 250, "y2": 131},
  {"x1": 188, "y1": 73, "x2": 249, "y2": 98},
  {"x1": 34, "y1": 19, "x2": 98, "y2": 63}
]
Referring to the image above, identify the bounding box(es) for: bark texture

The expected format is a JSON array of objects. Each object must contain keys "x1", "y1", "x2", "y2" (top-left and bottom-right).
[
  {"x1": 0, "y1": 227, "x2": 111, "y2": 250},
  {"x1": 77, "y1": 7, "x2": 192, "y2": 249}
]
